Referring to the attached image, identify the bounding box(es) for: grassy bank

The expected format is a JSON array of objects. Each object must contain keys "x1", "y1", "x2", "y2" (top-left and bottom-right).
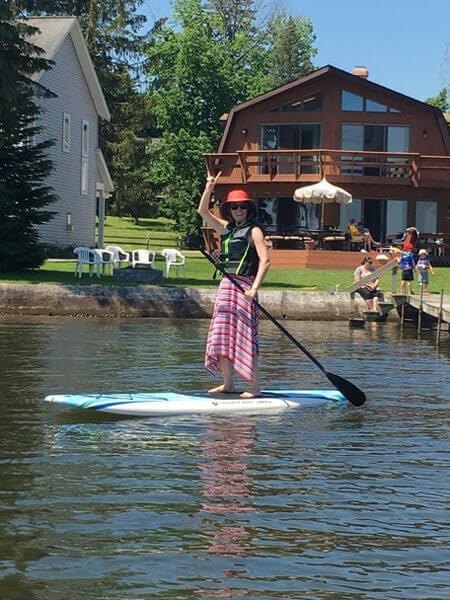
[
  {"x1": 1, "y1": 255, "x2": 448, "y2": 294},
  {"x1": 1, "y1": 216, "x2": 448, "y2": 294}
]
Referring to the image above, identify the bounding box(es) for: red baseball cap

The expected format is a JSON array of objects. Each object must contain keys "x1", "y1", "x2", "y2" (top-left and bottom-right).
[{"x1": 223, "y1": 189, "x2": 255, "y2": 203}]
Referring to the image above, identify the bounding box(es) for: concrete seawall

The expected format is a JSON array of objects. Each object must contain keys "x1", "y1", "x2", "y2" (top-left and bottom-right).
[{"x1": 0, "y1": 283, "x2": 392, "y2": 321}]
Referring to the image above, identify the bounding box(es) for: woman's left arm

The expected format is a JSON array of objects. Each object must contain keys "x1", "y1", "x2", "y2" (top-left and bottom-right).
[{"x1": 245, "y1": 227, "x2": 270, "y2": 299}]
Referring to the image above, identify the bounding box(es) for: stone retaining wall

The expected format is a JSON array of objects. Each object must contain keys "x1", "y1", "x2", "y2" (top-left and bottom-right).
[{"x1": 0, "y1": 283, "x2": 391, "y2": 321}]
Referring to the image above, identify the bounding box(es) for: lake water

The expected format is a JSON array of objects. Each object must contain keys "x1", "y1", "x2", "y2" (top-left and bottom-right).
[{"x1": 0, "y1": 317, "x2": 449, "y2": 599}]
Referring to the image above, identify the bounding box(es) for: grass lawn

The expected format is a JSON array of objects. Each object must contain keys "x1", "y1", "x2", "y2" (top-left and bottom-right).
[
  {"x1": 1, "y1": 216, "x2": 448, "y2": 294},
  {"x1": 1, "y1": 254, "x2": 448, "y2": 294},
  {"x1": 102, "y1": 216, "x2": 178, "y2": 252}
]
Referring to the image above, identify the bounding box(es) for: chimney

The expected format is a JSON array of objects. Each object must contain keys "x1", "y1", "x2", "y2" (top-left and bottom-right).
[{"x1": 351, "y1": 66, "x2": 369, "y2": 79}]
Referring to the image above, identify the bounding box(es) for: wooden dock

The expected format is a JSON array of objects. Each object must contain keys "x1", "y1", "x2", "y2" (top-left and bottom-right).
[
  {"x1": 395, "y1": 292, "x2": 450, "y2": 331},
  {"x1": 406, "y1": 293, "x2": 450, "y2": 322}
]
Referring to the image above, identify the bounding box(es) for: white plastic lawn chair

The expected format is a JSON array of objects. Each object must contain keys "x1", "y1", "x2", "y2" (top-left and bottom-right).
[
  {"x1": 131, "y1": 249, "x2": 156, "y2": 269},
  {"x1": 92, "y1": 248, "x2": 114, "y2": 276},
  {"x1": 161, "y1": 248, "x2": 186, "y2": 278},
  {"x1": 74, "y1": 246, "x2": 96, "y2": 278},
  {"x1": 105, "y1": 245, "x2": 130, "y2": 268}
]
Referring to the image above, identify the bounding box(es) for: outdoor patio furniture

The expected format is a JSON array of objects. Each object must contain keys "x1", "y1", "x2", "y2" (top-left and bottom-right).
[
  {"x1": 74, "y1": 247, "x2": 114, "y2": 277},
  {"x1": 74, "y1": 246, "x2": 96, "y2": 278},
  {"x1": 161, "y1": 248, "x2": 186, "y2": 278},
  {"x1": 105, "y1": 245, "x2": 130, "y2": 268},
  {"x1": 131, "y1": 249, "x2": 156, "y2": 268}
]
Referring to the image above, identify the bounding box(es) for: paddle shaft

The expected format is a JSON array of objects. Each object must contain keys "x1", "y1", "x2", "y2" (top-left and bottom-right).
[{"x1": 200, "y1": 248, "x2": 366, "y2": 406}]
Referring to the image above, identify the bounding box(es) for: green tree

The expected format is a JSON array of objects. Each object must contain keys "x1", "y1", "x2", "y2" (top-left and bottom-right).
[
  {"x1": 204, "y1": 0, "x2": 257, "y2": 42},
  {"x1": 0, "y1": 5, "x2": 57, "y2": 271},
  {"x1": 144, "y1": 0, "x2": 248, "y2": 244},
  {"x1": 107, "y1": 72, "x2": 157, "y2": 223},
  {"x1": 425, "y1": 88, "x2": 449, "y2": 112},
  {"x1": 144, "y1": 0, "x2": 317, "y2": 245},
  {"x1": 264, "y1": 13, "x2": 317, "y2": 87}
]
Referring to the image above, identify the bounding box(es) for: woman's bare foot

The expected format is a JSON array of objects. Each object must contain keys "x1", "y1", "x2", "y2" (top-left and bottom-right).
[
  {"x1": 240, "y1": 391, "x2": 261, "y2": 399},
  {"x1": 208, "y1": 384, "x2": 236, "y2": 394}
]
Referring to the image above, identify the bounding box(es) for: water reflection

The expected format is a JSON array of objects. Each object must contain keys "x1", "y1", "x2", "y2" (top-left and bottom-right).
[{"x1": 199, "y1": 419, "x2": 255, "y2": 557}]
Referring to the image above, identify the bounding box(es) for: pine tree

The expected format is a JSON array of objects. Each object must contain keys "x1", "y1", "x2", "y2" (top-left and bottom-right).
[{"x1": 0, "y1": 5, "x2": 57, "y2": 271}]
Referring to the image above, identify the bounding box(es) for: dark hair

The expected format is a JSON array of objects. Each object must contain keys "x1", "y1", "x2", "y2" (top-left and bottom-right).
[{"x1": 220, "y1": 201, "x2": 257, "y2": 223}]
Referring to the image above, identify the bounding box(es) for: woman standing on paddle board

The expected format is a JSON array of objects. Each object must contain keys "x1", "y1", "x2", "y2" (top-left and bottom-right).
[{"x1": 198, "y1": 172, "x2": 270, "y2": 399}]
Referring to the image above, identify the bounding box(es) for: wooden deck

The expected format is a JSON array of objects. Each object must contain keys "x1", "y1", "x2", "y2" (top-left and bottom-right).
[
  {"x1": 269, "y1": 248, "x2": 370, "y2": 270},
  {"x1": 403, "y1": 293, "x2": 450, "y2": 326}
]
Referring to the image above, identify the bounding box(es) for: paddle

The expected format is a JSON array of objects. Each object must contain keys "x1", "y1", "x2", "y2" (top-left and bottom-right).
[{"x1": 200, "y1": 248, "x2": 366, "y2": 407}]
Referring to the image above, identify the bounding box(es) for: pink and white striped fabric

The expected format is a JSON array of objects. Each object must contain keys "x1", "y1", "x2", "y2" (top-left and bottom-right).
[{"x1": 205, "y1": 276, "x2": 259, "y2": 382}]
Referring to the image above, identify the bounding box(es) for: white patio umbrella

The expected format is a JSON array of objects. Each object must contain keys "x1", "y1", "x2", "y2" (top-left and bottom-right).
[
  {"x1": 293, "y1": 176, "x2": 352, "y2": 204},
  {"x1": 293, "y1": 176, "x2": 352, "y2": 226}
]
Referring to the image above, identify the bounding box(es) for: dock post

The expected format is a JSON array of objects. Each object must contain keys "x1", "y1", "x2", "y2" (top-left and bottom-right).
[
  {"x1": 391, "y1": 265, "x2": 398, "y2": 293},
  {"x1": 436, "y1": 289, "x2": 444, "y2": 344},
  {"x1": 417, "y1": 286, "x2": 423, "y2": 333}
]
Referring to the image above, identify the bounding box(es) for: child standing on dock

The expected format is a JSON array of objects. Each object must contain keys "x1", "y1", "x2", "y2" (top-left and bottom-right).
[
  {"x1": 399, "y1": 242, "x2": 415, "y2": 295},
  {"x1": 416, "y1": 249, "x2": 434, "y2": 294}
]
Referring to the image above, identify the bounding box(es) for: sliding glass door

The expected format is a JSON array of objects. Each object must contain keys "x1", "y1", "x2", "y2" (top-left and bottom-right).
[{"x1": 260, "y1": 124, "x2": 321, "y2": 174}]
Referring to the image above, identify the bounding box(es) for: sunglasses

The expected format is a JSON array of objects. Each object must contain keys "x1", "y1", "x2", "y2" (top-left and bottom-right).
[{"x1": 230, "y1": 203, "x2": 249, "y2": 210}]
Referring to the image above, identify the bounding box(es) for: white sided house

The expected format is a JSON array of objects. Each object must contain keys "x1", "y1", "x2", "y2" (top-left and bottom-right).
[{"x1": 27, "y1": 16, "x2": 113, "y2": 248}]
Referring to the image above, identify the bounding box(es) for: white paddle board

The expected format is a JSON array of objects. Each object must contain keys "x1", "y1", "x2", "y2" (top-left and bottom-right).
[{"x1": 43, "y1": 389, "x2": 346, "y2": 416}]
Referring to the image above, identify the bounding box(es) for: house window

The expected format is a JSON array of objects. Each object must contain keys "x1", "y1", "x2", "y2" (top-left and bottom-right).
[
  {"x1": 339, "y1": 198, "x2": 363, "y2": 231},
  {"x1": 270, "y1": 92, "x2": 323, "y2": 112},
  {"x1": 341, "y1": 90, "x2": 401, "y2": 113},
  {"x1": 81, "y1": 157, "x2": 88, "y2": 195},
  {"x1": 260, "y1": 123, "x2": 321, "y2": 174},
  {"x1": 341, "y1": 124, "x2": 410, "y2": 175},
  {"x1": 366, "y1": 99, "x2": 388, "y2": 112},
  {"x1": 82, "y1": 120, "x2": 89, "y2": 158},
  {"x1": 342, "y1": 91, "x2": 363, "y2": 111},
  {"x1": 386, "y1": 200, "x2": 407, "y2": 237},
  {"x1": 416, "y1": 200, "x2": 437, "y2": 233},
  {"x1": 62, "y1": 113, "x2": 71, "y2": 152}
]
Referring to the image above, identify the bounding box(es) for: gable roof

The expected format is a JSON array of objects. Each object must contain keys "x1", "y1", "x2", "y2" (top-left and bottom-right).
[
  {"x1": 218, "y1": 64, "x2": 448, "y2": 152},
  {"x1": 25, "y1": 16, "x2": 110, "y2": 121}
]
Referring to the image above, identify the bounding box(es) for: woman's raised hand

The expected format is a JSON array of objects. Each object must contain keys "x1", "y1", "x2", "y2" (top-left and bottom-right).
[{"x1": 206, "y1": 171, "x2": 221, "y2": 188}]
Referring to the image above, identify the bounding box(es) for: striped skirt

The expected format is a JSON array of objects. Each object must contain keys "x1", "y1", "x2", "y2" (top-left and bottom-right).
[{"x1": 205, "y1": 275, "x2": 259, "y2": 382}]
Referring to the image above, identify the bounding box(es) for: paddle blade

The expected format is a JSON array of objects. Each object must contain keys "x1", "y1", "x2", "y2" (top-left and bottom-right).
[{"x1": 325, "y1": 371, "x2": 366, "y2": 407}]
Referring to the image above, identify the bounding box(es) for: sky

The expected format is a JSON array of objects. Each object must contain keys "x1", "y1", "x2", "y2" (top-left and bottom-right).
[{"x1": 142, "y1": 0, "x2": 449, "y2": 102}]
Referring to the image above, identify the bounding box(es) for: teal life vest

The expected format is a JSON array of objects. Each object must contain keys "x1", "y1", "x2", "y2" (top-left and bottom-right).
[{"x1": 220, "y1": 220, "x2": 261, "y2": 276}]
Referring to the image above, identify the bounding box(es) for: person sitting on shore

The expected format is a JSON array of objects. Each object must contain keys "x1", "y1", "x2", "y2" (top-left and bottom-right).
[
  {"x1": 353, "y1": 256, "x2": 384, "y2": 312},
  {"x1": 347, "y1": 218, "x2": 360, "y2": 239},
  {"x1": 357, "y1": 222, "x2": 378, "y2": 252}
]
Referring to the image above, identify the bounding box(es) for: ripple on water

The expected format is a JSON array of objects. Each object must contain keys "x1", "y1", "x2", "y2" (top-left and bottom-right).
[{"x1": 0, "y1": 318, "x2": 448, "y2": 599}]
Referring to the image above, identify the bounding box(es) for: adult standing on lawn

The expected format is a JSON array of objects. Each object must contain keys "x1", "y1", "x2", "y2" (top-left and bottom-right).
[{"x1": 197, "y1": 172, "x2": 270, "y2": 399}]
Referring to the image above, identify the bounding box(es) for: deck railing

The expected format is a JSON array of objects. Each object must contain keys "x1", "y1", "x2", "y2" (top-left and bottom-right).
[{"x1": 204, "y1": 149, "x2": 450, "y2": 188}]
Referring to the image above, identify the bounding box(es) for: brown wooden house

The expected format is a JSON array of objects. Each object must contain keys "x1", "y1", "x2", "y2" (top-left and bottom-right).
[{"x1": 203, "y1": 65, "x2": 450, "y2": 268}]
